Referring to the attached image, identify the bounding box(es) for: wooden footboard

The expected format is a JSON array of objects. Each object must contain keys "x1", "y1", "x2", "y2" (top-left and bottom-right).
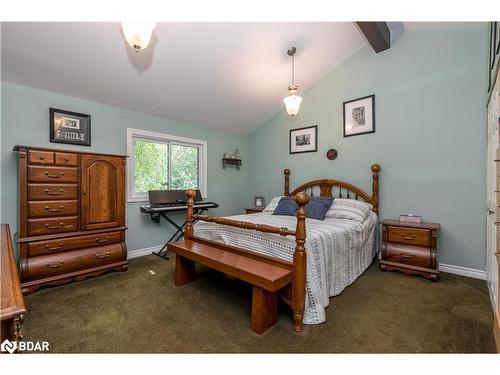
[{"x1": 184, "y1": 189, "x2": 309, "y2": 332}]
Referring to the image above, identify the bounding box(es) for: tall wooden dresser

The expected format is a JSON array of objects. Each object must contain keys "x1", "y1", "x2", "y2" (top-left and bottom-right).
[{"x1": 14, "y1": 146, "x2": 128, "y2": 294}]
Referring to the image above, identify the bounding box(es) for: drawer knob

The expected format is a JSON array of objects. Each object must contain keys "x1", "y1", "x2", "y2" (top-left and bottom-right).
[
  {"x1": 45, "y1": 223, "x2": 64, "y2": 230},
  {"x1": 64, "y1": 157, "x2": 69, "y2": 162},
  {"x1": 45, "y1": 205, "x2": 64, "y2": 212},
  {"x1": 45, "y1": 243, "x2": 64, "y2": 251},
  {"x1": 44, "y1": 171, "x2": 64, "y2": 178},
  {"x1": 46, "y1": 261, "x2": 64, "y2": 269},
  {"x1": 39, "y1": 155, "x2": 44, "y2": 160},
  {"x1": 402, "y1": 235, "x2": 416, "y2": 240},
  {"x1": 399, "y1": 252, "x2": 414, "y2": 259},
  {"x1": 45, "y1": 188, "x2": 64, "y2": 195},
  {"x1": 96, "y1": 252, "x2": 111, "y2": 259},
  {"x1": 95, "y1": 236, "x2": 110, "y2": 244}
]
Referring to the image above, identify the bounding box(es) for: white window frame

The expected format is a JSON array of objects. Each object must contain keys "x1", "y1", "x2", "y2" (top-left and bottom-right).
[{"x1": 127, "y1": 127, "x2": 207, "y2": 202}]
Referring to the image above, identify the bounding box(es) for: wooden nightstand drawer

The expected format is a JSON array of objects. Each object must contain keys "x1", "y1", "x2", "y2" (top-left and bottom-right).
[
  {"x1": 246, "y1": 208, "x2": 264, "y2": 214},
  {"x1": 385, "y1": 243, "x2": 431, "y2": 268},
  {"x1": 387, "y1": 226, "x2": 430, "y2": 247}
]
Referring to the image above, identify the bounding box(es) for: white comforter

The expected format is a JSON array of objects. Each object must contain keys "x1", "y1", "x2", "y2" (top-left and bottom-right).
[{"x1": 194, "y1": 212, "x2": 378, "y2": 324}]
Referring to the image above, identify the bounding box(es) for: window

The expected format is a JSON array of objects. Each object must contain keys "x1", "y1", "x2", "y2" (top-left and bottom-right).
[{"x1": 127, "y1": 128, "x2": 207, "y2": 202}]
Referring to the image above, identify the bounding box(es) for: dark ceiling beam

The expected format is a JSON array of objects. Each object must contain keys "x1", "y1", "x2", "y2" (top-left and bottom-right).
[{"x1": 355, "y1": 22, "x2": 391, "y2": 53}]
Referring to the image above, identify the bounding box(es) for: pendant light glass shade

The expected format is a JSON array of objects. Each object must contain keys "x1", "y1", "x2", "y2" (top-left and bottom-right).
[
  {"x1": 121, "y1": 21, "x2": 156, "y2": 53},
  {"x1": 283, "y1": 94, "x2": 303, "y2": 116}
]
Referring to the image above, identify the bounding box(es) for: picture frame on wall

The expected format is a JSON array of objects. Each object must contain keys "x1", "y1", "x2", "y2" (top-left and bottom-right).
[
  {"x1": 289, "y1": 125, "x2": 318, "y2": 154},
  {"x1": 343, "y1": 94, "x2": 375, "y2": 137},
  {"x1": 50, "y1": 108, "x2": 91, "y2": 146}
]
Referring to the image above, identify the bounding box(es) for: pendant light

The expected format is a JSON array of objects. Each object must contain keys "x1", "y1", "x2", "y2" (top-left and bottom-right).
[
  {"x1": 121, "y1": 21, "x2": 157, "y2": 53},
  {"x1": 283, "y1": 47, "x2": 303, "y2": 117}
]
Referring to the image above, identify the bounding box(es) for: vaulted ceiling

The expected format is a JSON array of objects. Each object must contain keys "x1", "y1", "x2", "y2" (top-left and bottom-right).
[{"x1": 0, "y1": 22, "x2": 483, "y2": 134}]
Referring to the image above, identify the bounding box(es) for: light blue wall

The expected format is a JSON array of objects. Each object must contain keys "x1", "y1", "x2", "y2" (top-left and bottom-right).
[
  {"x1": 246, "y1": 29, "x2": 488, "y2": 270},
  {"x1": 0, "y1": 82, "x2": 247, "y2": 252}
]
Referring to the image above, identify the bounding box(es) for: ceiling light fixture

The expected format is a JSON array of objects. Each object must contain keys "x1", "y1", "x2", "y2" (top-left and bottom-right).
[
  {"x1": 121, "y1": 21, "x2": 157, "y2": 53},
  {"x1": 283, "y1": 47, "x2": 303, "y2": 117}
]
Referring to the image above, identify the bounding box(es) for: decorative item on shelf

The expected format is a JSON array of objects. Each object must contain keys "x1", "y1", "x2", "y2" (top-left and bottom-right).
[
  {"x1": 399, "y1": 214, "x2": 422, "y2": 224},
  {"x1": 343, "y1": 95, "x2": 375, "y2": 137},
  {"x1": 50, "y1": 108, "x2": 91, "y2": 146},
  {"x1": 222, "y1": 149, "x2": 242, "y2": 170},
  {"x1": 121, "y1": 21, "x2": 156, "y2": 53},
  {"x1": 289, "y1": 125, "x2": 317, "y2": 154},
  {"x1": 326, "y1": 148, "x2": 338, "y2": 160},
  {"x1": 283, "y1": 47, "x2": 303, "y2": 117},
  {"x1": 254, "y1": 196, "x2": 265, "y2": 208}
]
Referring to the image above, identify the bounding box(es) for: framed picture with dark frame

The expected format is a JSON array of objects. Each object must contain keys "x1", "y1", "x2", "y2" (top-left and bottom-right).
[
  {"x1": 254, "y1": 196, "x2": 265, "y2": 208},
  {"x1": 50, "y1": 108, "x2": 91, "y2": 146},
  {"x1": 343, "y1": 94, "x2": 375, "y2": 137},
  {"x1": 289, "y1": 125, "x2": 318, "y2": 154}
]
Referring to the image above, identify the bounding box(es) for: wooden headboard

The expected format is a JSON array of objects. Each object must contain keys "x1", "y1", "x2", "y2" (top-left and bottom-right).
[{"x1": 283, "y1": 164, "x2": 381, "y2": 214}]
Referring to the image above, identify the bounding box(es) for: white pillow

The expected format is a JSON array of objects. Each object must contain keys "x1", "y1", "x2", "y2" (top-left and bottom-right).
[
  {"x1": 326, "y1": 198, "x2": 373, "y2": 222},
  {"x1": 262, "y1": 196, "x2": 284, "y2": 213}
]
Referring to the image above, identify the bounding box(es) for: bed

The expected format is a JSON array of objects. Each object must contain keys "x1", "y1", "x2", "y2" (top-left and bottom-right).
[{"x1": 169, "y1": 164, "x2": 381, "y2": 332}]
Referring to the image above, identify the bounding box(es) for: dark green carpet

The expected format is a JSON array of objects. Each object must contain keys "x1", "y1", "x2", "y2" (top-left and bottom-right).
[{"x1": 22, "y1": 255, "x2": 496, "y2": 353}]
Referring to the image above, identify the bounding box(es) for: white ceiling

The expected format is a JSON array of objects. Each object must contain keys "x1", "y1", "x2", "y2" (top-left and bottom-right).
[{"x1": 0, "y1": 22, "x2": 485, "y2": 135}]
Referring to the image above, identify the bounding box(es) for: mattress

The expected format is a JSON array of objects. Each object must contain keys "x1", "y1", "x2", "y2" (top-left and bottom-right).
[{"x1": 194, "y1": 211, "x2": 378, "y2": 324}]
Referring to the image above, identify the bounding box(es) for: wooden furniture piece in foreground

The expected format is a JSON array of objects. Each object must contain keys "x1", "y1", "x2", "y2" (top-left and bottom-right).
[
  {"x1": 380, "y1": 220, "x2": 441, "y2": 281},
  {"x1": 13, "y1": 146, "x2": 128, "y2": 295},
  {"x1": 245, "y1": 207, "x2": 264, "y2": 214},
  {"x1": 1, "y1": 224, "x2": 26, "y2": 347},
  {"x1": 168, "y1": 164, "x2": 381, "y2": 334}
]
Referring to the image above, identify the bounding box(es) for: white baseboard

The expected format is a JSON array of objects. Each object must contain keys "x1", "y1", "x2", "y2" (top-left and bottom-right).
[
  {"x1": 127, "y1": 247, "x2": 487, "y2": 281},
  {"x1": 439, "y1": 263, "x2": 486, "y2": 280},
  {"x1": 128, "y1": 245, "x2": 163, "y2": 259}
]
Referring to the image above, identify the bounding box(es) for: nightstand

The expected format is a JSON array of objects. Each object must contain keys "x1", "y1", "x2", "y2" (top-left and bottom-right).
[
  {"x1": 380, "y1": 220, "x2": 441, "y2": 281},
  {"x1": 245, "y1": 208, "x2": 264, "y2": 214}
]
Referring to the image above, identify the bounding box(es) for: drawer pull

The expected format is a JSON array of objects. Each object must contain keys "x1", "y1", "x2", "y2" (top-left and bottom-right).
[
  {"x1": 45, "y1": 223, "x2": 64, "y2": 230},
  {"x1": 46, "y1": 261, "x2": 64, "y2": 269},
  {"x1": 45, "y1": 205, "x2": 64, "y2": 212},
  {"x1": 399, "y1": 252, "x2": 414, "y2": 259},
  {"x1": 401, "y1": 235, "x2": 416, "y2": 240},
  {"x1": 45, "y1": 188, "x2": 64, "y2": 195},
  {"x1": 64, "y1": 157, "x2": 69, "y2": 162},
  {"x1": 96, "y1": 252, "x2": 111, "y2": 259},
  {"x1": 44, "y1": 171, "x2": 64, "y2": 178},
  {"x1": 39, "y1": 155, "x2": 45, "y2": 160},
  {"x1": 96, "y1": 236, "x2": 110, "y2": 244},
  {"x1": 45, "y1": 243, "x2": 64, "y2": 251}
]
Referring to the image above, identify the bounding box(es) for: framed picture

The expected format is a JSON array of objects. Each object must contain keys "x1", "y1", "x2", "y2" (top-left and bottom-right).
[
  {"x1": 289, "y1": 125, "x2": 318, "y2": 154},
  {"x1": 254, "y1": 196, "x2": 265, "y2": 208},
  {"x1": 343, "y1": 94, "x2": 375, "y2": 137},
  {"x1": 50, "y1": 108, "x2": 91, "y2": 146}
]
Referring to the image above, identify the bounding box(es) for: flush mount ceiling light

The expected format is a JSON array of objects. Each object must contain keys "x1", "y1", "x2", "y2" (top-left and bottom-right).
[
  {"x1": 283, "y1": 47, "x2": 303, "y2": 117},
  {"x1": 121, "y1": 21, "x2": 157, "y2": 53}
]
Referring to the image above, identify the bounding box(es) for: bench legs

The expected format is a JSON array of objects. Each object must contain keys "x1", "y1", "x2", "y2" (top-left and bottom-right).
[
  {"x1": 251, "y1": 286, "x2": 277, "y2": 335},
  {"x1": 175, "y1": 255, "x2": 196, "y2": 286}
]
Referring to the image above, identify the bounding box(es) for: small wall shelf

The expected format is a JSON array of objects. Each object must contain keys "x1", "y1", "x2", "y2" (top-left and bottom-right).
[{"x1": 222, "y1": 158, "x2": 242, "y2": 170}]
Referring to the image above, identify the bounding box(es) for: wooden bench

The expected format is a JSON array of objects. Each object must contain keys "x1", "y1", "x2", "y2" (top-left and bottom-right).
[{"x1": 169, "y1": 237, "x2": 292, "y2": 334}]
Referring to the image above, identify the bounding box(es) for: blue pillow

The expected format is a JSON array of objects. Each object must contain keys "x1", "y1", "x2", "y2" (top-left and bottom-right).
[{"x1": 272, "y1": 196, "x2": 334, "y2": 220}]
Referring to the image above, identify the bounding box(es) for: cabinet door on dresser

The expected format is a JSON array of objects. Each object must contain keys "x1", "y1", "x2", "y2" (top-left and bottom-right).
[{"x1": 80, "y1": 154, "x2": 125, "y2": 230}]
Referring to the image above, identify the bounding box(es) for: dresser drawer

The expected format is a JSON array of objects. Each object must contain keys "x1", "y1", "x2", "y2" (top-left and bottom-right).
[
  {"x1": 387, "y1": 226, "x2": 430, "y2": 247},
  {"x1": 28, "y1": 184, "x2": 78, "y2": 200},
  {"x1": 385, "y1": 243, "x2": 431, "y2": 268},
  {"x1": 28, "y1": 231, "x2": 122, "y2": 257},
  {"x1": 55, "y1": 152, "x2": 78, "y2": 166},
  {"x1": 27, "y1": 216, "x2": 78, "y2": 236},
  {"x1": 28, "y1": 165, "x2": 78, "y2": 183},
  {"x1": 28, "y1": 200, "x2": 78, "y2": 218},
  {"x1": 24, "y1": 243, "x2": 125, "y2": 281},
  {"x1": 28, "y1": 150, "x2": 54, "y2": 165}
]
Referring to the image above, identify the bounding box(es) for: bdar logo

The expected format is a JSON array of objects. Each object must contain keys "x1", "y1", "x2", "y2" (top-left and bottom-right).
[{"x1": 1, "y1": 339, "x2": 17, "y2": 353}]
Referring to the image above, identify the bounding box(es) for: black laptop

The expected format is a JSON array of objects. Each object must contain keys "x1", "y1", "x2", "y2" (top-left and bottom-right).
[{"x1": 148, "y1": 189, "x2": 203, "y2": 207}]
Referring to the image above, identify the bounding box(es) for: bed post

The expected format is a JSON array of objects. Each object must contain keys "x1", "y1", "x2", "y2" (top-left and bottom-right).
[
  {"x1": 185, "y1": 189, "x2": 196, "y2": 239},
  {"x1": 284, "y1": 169, "x2": 290, "y2": 196},
  {"x1": 371, "y1": 164, "x2": 381, "y2": 215},
  {"x1": 292, "y1": 191, "x2": 309, "y2": 332}
]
